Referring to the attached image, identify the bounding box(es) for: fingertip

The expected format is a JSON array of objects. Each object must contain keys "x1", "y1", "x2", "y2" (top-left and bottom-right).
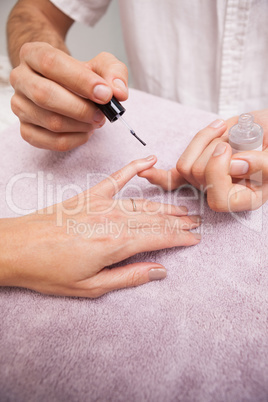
[
  {"x1": 145, "y1": 154, "x2": 157, "y2": 162},
  {"x1": 148, "y1": 265, "x2": 167, "y2": 282},
  {"x1": 212, "y1": 142, "x2": 228, "y2": 157},
  {"x1": 137, "y1": 155, "x2": 157, "y2": 169},
  {"x1": 112, "y1": 78, "x2": 129, "y2": 100},
  {"x1": 209, "y1": 119, "x2": 226, "y2": 129},
  {"x1": 93, "y1": 84, "x2": 113, "y2": 103},
  {"x1": 212, "y1": 141, "x2": 232, "y2": 158},
  {"x1": 192, "y1": 232, "x2": 201, "y2": 241}
]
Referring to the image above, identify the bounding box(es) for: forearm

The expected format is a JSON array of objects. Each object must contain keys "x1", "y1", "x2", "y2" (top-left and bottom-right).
[{"x1": 7, "y1": 0, "x2": 73, "y2": 67}]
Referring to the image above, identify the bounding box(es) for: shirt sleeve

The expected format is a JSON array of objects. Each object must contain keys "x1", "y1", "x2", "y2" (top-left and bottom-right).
[{"x1": 49, "y1": 0, "x2": 112, "y2": 26}]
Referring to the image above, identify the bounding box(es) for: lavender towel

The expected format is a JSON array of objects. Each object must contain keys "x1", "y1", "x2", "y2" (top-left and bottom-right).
[{"x1": 0, "y1": 89, "x2": 267, "y2": 402}]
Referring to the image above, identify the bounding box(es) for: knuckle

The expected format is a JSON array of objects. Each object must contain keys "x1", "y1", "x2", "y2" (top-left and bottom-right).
[
  {"x1": 144, "y1": 200, "x2": 154, "y2": 210},
  {"x1": 9, "y1": 67, "x2": 19, "y2": 87},
  {"x1": 111, "y1": 170, "x2": 124, "y2": 184},
  {"x1": 10, "y1": 95, "x2": 22, "y2": 117},
  {"x1": 19, "y1": 42, "x2": 31, "y2": 61},
  {"x1": 207, "y1": 195, "x2": 227, "y2": 212},
  {"x1": 111, "y1": 60, "x2": 128, "y2": 78},
  {"x1": 98, "y1": 51, "x2": 112, "y2": 60},
  {"x1": 31, "y1": 82, "x2": 49, "y2": 106},
  {"x1": 126, "y1": 270, "x2": 143, "y2": 288},
  {"x1": 76, "y1": 101, "x2": 90, "y2": 122},
  {"x1": 39, "y1": 48, "x2": 57, "y2": 75},
  {"x1": 55, "y1": 136, "x2": 71, "y2": 152},
  {"x1": 47, "y1": 114, "x2": 64, "y2": 132},
  {"x1": 176, "y1": 158, "x2": 190, "y2": 177},
  {"x1": 20, "y1": 124, "x2": 33, "y2": 144}
]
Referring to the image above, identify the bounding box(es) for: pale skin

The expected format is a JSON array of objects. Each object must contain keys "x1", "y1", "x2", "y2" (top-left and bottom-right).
[
  {"x1": 7, "y1": 0, "x2": 129, "y2": 151},
  {"x1": 4, "y1": 1, "x2": 202, "y2": 298},
  {"x1": 3, "y1": 0, "x2": 266, "y2": 297},
  {"x1": 0, "y1": 157, "x2": 201, "y2": 297},
  {"x1": 139, "y1": 110, "x2": 268, "y2": 212}
]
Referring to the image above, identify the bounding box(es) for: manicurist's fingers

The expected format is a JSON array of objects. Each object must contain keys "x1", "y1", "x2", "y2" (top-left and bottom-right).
[
  {"x1": 138, "y1": 167, "x2": 187, "y2": 190},
  {"x1": 20, "y1": 42, "x2": 113, "y2": 104},
  {"x1": 20, "y1": 123, "x2": 91, "y2": 151},
  {"x1": 11, "y1": 94, "x2": 104, "y2": 134},
  {"x1": 205, "y1": 142, "x2": 263, "y2": 211},
  {"x1": 11, "y1": 67, "x2": 105, "y2": 123},
  {"x1": 92, "y1": 156, "x2": 158, "y2": 197},
  {"x1": 87, "y1": 52, "x2": 129, "y2": 101},
  {"x1": 230, "y1": 150, "x2": 268, "y2": 182},
  {"x1": 176, "y1": 119, "x2": 227, "y2": 185}
]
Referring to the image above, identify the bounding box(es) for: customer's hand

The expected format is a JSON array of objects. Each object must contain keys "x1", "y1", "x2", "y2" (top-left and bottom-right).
[
  {"x1": 10, "y1": 42, "x2": 129, "y2": 151},
  {"x1": 0, "y1": 156, "x2": 201, "y2": 298}
]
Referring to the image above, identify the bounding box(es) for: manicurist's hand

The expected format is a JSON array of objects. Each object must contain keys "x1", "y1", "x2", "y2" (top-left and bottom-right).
[
  {"x1": 139, "y1": 109, "x2": 268, "y2": 212},
  {"x1": 205, "y1": 144, "x2": 268, "y2": 211},
  {"x1": 0, "y1": 156, "x2": 201, "y2": 298},
  {"x1": 10, "y1": 43, "x2": 128, "y2": 151},
  {"x1": 139, "y1": 119, "x2": 228, "y2": 191}
]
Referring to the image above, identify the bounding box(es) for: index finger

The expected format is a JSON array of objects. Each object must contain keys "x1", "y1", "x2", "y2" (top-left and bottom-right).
[
  {"x1": 21, "y1": 42, "x2": 112, "y2": 103},
  {"x1": 176, "y1": 119, "x2": 227, "y2": 180},
  {"x1": 91, "y1": 156, "x2": 157, "y2": 198}
]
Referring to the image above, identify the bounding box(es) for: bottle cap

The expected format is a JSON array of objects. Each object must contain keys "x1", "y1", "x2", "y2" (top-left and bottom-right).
[{"x1": 96, "y1": 96, "x2": 126, "y2": 122}]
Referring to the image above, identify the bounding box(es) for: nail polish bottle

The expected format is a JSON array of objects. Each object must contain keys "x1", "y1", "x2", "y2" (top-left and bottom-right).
[{"x1": 229, "y1": 113, "x2": 263, "y2": 153}]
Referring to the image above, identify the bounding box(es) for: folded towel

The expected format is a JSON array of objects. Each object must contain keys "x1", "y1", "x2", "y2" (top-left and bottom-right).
[{"x1": 0, "y1": 89, "x2": 267, "y2": 402}]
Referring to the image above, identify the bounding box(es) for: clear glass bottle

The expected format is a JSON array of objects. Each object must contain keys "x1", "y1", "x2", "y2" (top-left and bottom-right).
[{"x1": 229, "y1": 113, "x2": 263, "y2": 153}]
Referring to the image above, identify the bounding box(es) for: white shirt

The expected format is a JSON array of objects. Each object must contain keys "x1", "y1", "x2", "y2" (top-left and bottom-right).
[{"x1": 50, "y1": 0, "x2": 268, "y2": 118}]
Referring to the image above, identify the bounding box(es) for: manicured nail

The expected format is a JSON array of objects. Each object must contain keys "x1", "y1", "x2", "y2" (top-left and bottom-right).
[
  {"x1": 189, "y1": 215, "x2": 202, "y2": 223},
  {"x1": 178, "y1": 206, "x2": 188, "y2": 214},
  {"x1": 93, "y1": 109, "x2": 104, "y2": 123},
  {"x1": 230, "y1": 159, "x2": 249, "y2": 176},
  {"x1": 193, "y1": 233, "x2": 201, "y2": 240},
  {"x1": 93, "y1": 85, "x2": 111, "y2": 102},
  {"x1": 209, "y1": 119, "x2": 225, "y2": 128},
  {"x1": 212, "y1": 142, "x2": 227, "y2": 157},
  {"x1": 146, "y1": 155, "x2": 155, "y2": 161},
  {"x1": 149, "y1": 268, "x2": 167, "y2": 281},
  {"x1": 113, "y1": 78, "x2": 128, "y2": 93}
]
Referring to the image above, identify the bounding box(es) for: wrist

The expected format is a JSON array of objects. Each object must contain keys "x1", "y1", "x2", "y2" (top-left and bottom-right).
[{"x1": 0, "y1": 218, "x2": 22, "y2": 287}]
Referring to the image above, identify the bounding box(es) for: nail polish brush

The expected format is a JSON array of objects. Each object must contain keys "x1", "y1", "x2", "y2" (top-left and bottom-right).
[{"x1": 95, "y1": 96, "x2": 146, "y2": 146}]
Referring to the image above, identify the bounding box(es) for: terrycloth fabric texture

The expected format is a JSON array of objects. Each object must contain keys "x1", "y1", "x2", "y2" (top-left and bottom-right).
[{"x1": 0, "y1": 89, "x2": 267, "y2": 402}]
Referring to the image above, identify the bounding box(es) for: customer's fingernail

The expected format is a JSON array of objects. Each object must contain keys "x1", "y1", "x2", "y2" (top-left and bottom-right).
[
  {"x1": 189, "y1": 215, "x2": 202, "y2": 223},
  {"x1": 209, "y1": 119, "x2": 225, "y2": 128},
  {"x1": 93, "y1": 85, "x2": 111, "y2": 102},
  {"x1": 149, "y1": 268, "x2": 167, "y2": 281},
  {"x1": 178, "y1": 206, "x2": 188, "y2": 214},
  {"x1": 193, "y1": 233, "x2": 202, "y2": 240},
  {"x1": 113, "y1": 78, "x2": 128, "y2": 93},
  {"x1": 230, "y1": 159, "x2": 249, "y2": 176},
  {"x1": 146, "y1": 155, "x2": 155, "y2": 161},
  {"x1": 212, "y1": 142, "x2": 227, "y2": 156},
  {"x1": 93, "y1": 109, "x2": 104, "y2": 122}
]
